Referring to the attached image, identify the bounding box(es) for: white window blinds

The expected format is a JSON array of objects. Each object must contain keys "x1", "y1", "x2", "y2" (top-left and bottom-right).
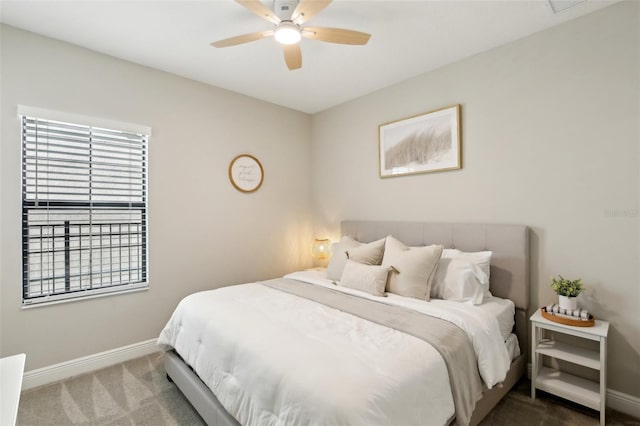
[{"x1": 21, "y1": 112, "x2": 149, "y2": 305}]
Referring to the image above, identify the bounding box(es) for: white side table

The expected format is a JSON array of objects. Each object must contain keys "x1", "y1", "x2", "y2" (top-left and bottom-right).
[
  {"x1": 530, "y1": 310, "x2": 609, "y2": 425},
  {"x1": 0, "y1": 353, "x2": 26, "y2": 426}
]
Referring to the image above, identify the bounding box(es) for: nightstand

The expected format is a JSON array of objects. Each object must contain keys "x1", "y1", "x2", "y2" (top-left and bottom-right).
[{"x1": 530, "y1": 309, "x2": 609, "y2": 425}]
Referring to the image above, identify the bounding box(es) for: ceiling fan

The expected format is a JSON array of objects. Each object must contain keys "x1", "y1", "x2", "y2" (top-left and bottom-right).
[{"x1": 211, "y1": 0, "x2": 371, "y2": 70}]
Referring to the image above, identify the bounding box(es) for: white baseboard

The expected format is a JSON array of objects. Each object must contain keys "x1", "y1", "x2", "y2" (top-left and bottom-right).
[
  {"x1": 608, "y1": 389, "x2": 640, "y2": 419},
  {"x1": 527, "y1": 363, "x2": 640, "y2": 419},
  {"x1": 22, "y1": 339, "x2": 159, "y2": 391}
]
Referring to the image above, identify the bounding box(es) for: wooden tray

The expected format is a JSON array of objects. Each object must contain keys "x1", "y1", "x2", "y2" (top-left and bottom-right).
[{"x1": 541, "y1": 307, "x2": 595, "y2": 327}]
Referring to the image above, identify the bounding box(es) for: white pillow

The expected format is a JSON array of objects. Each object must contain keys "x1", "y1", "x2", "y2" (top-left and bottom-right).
[
  {"x1": 431, "y1": 249, "x2": 492, "y2": 305},
  {"x1": 338, "y1": 260, "x2": 391, "y2": 297},
  {"x1": 326, "y1": 236, "x2": 361, "y2": 281},
  {"x1": 381, "y1": 236, "x2": 443, "y2": 301}
]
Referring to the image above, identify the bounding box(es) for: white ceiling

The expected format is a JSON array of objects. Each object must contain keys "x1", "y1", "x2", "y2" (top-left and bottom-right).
[{"x1": 0, "y1": 0, "x2": 617, "y2": 114}]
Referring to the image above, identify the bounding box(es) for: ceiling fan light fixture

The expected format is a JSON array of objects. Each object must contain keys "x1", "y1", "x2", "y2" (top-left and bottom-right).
[{"x1": 274, "y1": 21, "x2": 301, "y2": 45}]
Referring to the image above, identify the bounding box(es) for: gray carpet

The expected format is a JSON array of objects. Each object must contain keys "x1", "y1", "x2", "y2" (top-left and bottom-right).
[
  {"x1": 17, "y1": 352, "x2": 204, "y2": 426},
  {"x1": 17, "y1": 352, "x2": 639, "y2": 426}
]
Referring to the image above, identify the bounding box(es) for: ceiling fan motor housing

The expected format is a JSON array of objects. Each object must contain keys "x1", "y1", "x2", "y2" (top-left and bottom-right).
[{"x1": 274, "y1": 0, "x2": 299, "y2": 21}]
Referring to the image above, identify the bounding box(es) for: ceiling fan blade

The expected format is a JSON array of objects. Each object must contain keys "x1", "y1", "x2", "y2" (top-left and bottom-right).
[
  {"x1": 291, "y1": 0, "x2": 332, "y2": 25},
  {"x1": 211, "y1": 31, "x2": 273, "y2": 48},
  {"x1": 302, "y1": 27, "x2": 371, "y2": 45},
  {"x1": 235, "y1": 0, "x2": 280, "y2": 25},
  {"x1": 283, "y1": 44, "x2": 302, "y2": 70}
]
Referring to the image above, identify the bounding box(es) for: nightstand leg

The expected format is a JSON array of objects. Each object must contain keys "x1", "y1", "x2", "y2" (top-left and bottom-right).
[
  {"x1": 531, "y1": 324, "x2": 537, "y2": 399},
  {"x1": 600, "y1": 337, "x2": 607, "y2": 426}
]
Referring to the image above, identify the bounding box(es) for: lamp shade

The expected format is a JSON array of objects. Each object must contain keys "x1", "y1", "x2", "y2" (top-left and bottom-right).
[{"x1": 311, "y1": 238, "x2": 331, "y2": 260}]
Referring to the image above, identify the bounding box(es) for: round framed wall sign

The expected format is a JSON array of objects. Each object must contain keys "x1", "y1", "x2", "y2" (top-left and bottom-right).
[{"x1": 229, "y1": 154, "x2": 264, "y2": 193}]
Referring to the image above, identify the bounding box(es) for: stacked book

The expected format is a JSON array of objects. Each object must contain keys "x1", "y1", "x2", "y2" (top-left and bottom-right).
[{"x1": 545, "y1": 304, "x2": 592, "y2": 321}]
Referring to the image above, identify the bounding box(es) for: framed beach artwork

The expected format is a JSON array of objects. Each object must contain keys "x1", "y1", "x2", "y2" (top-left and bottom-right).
[{"x1": 379, "y1": 104, "x2": 461, "y2": 177}]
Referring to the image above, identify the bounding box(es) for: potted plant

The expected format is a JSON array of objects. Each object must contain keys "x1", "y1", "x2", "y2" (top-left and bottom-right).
[{"x1": 550, "y1": 275, "x2": 584, "y2": 310}]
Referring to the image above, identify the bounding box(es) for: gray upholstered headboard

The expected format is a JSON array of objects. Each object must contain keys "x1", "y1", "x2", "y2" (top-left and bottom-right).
[
  {"x1": 341, "y1": 221, "x2": 529, "y2": 309},
  {"x1": 341, "y1": 221, "x2": 530, "y2": 354}
]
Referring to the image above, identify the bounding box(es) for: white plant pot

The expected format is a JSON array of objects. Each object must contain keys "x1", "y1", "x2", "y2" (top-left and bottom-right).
[{"x1": 558, "y1": 295, "x2": 578, "y2": 310}]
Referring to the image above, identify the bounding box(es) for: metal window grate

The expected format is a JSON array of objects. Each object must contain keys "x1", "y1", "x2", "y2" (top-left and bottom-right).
[{"x1": 21, "y1": 115, "x2": 149, "y2": 304}]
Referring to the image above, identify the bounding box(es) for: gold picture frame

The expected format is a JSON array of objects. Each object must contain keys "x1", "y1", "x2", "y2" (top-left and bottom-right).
[
  {"x1": 229, "y1": 154, "x2": 264, "y2": 193},
  {"x1": 379, "y1": 104, "x2": 461, "y2": 178}
]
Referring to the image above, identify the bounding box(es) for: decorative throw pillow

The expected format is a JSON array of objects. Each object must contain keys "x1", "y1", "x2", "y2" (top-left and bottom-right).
[
  {"x1": 326, "y1": 236, "x2": 361, "y2": 281},
  {"x1": 338, "y1": 260, "x2": 391, "y2": 297},
  {"x1": 431, "y1": 249, "x2": 492, "y2": 305},
  {"x1": 381, "y1": 236, "x2": 443, "y2": 301},
  {"x1": 346, "y1": 237, "x2": 386, "y2": 265}
]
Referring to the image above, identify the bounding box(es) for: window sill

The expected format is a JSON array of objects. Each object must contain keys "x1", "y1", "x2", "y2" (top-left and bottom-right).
[{"x1": 21, "y1": 284, "x2": 149, "y2": 309}]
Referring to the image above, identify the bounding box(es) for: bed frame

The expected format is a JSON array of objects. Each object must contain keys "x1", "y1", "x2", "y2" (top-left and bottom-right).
[{"x1": 165, "y1": 221, "x2": 530, "y2": 426}]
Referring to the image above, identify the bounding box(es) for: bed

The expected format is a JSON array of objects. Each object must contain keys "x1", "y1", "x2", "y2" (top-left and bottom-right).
[{"x1": 158, "y1": 221, "x2": 529, "y2": 426}]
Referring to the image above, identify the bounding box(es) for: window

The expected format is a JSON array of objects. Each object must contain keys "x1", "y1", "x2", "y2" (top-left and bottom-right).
[{"x1": 20, "y1": 107, "x2": 149, "y2": 305}]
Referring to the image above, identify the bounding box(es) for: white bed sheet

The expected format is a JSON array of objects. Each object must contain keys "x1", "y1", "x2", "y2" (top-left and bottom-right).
[
  {"x1": 505, "y1": 333, "x2": 521, "y2": 361},
  {"x1": 287, "y1": 270, "x2": 511, "y2": 388},
  {"x1": 158, "y1": 271, "x2": 512, "y2": 426},
  {"x1": 476, "y1": 296, "x2": 515, "y2": 341},
  {"x1": 300, "y1": 270, "x2": 515, "y2": 341}
]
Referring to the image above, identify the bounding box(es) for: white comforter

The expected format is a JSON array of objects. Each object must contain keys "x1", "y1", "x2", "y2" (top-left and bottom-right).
[{"x1": 157, "y1": 272, "x2": 510, "y2": 426}]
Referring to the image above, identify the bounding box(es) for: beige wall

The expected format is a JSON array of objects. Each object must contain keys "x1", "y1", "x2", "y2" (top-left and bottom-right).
[
  {"x1": 2, "y1": 0, "x2": 639, "y2": 401},
  {"x1": 0, "y1": 25, "x2": 313, "y2": 370},
  {"x1": 310, "y1": 1, "x2": 639, "y2": 398}
]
